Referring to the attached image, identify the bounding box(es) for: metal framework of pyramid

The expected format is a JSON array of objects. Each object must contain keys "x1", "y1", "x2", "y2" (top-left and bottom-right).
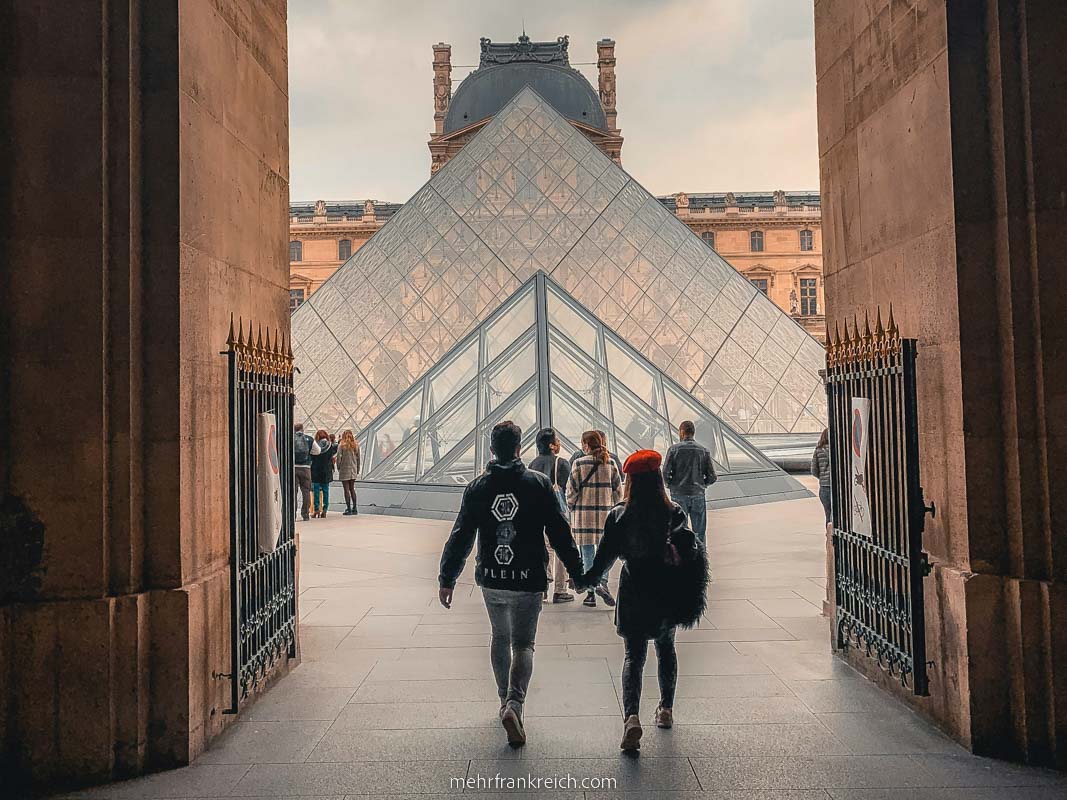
[{"x1": 290, "y1": 87, "x2": 823, "y2": 513}]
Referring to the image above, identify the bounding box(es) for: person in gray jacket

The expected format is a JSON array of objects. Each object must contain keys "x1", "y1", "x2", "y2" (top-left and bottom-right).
[
  {"x1": 811, "y1": 429, "x2": 832, "y2": 531},
  {"x1": 661, "y1": 421, "x2": 717, "y2": 544}
]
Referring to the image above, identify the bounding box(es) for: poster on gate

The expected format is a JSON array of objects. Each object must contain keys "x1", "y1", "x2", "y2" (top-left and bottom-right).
[
  {"x1": 257, "y1": 412, "x2": 283, "y2": 553},
  {"x1": 850, "y1": 397, "x2": 873, "y2": 538}
]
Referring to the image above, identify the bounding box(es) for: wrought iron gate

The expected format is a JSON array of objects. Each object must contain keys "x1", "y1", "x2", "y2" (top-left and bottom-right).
[
  {"x1": 224, "y1": 317, "x2": 297, "y2": 711},
  {"x1": 825, "y1": 310, "x2": 933, "y2": 695}
]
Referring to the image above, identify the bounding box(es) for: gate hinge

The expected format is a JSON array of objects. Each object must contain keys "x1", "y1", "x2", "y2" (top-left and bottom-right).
[
  {"x1": 920, "y1": 485, "x2": 936, "y2": 519},
  {"x1": 919, "y1": 552, "x2": 933, "y2": 577}
]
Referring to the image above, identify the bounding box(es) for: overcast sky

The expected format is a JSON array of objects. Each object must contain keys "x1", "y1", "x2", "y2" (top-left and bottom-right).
[{"x1": 288, "y1": 0, "x2": 818, "y2": 203}]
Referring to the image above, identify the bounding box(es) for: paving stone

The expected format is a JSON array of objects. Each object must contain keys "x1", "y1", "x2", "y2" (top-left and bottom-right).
[
  {"x1": 637, "y1": 723, "x2": 849, "y2": 758},
  {"x1": 906, "y1": 754, "x2": 1067, "y2": 788},
  {"x1": 590, "y1": 792, "x2": 831, "y2": 800},
  {"x1": 750, "y1": 597, "x2": 824, "y2": 618},
  {"x1": 667, "y1": 696, "x2": 818, "y2": 725},
  {"x1": 196, "y1": 721, "x2": 331, "y2": 764},
  {"x1": 816, "y1": 710, "x2": 965, "y2": 756},
  {"x1": 329, "y1": 700, "x2": 504, "y2": 730},
  {"x1": 642, "y1": 674, "x2": 792, "y2": 699},
  {"x1": 785, "y1": 677, "x2": 904, "y2": 714},
  {"x1": 55, "y1": 765, "x2": 252, "y2": 799},
  {"x1": 243, "y1": 687, "x2": 355, "y2": 722},
  {"x1": 827, "y1": 789, "x2": 1067, "y2": 800},
  {"x1": 690, "y1": 755, "x2": 942, "y2": 790},
  {"x1": 232, "y1": 761, "x2": 469, "y2": 796}
]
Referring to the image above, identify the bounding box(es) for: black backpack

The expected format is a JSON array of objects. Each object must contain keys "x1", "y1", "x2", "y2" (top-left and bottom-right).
[
  {"x1": 660, "y1": 521, "x2": 710, "y2": 629},
  {"x1": 294, "y1": 432, "x2": 311, "y2": 466}
]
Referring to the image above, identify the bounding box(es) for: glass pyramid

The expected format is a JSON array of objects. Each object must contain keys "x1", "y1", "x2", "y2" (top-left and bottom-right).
[
  {"x1": 291, "y1": 86, "x2": 827, "y2": 452},
  {"x1": 357, "y1": 271, "x2": 780, "y2": 486}
]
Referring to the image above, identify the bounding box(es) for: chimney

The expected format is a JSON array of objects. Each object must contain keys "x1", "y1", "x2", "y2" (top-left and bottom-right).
[
  {"x1": 597, "y1": 38, "x2": 617, "y2": 131},
  {"x1": 432, "y1": 43, "x2": 452, "y2": 136}
]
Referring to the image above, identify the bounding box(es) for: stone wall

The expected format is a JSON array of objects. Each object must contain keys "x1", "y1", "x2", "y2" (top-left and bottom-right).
[
  {"x1": 815, "y1": 0, "x2": 1066, "y2": 765},
  {"x1": 0, "y1": 0, "x2": 291, "y2": 789}
]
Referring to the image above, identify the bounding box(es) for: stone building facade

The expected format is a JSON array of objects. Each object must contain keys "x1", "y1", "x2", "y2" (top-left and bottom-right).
[
  {"x1": 288, "y1": 199, "x2": 401, "y2": 308},
  {"x1": 291, "y1": 192, "x2": 824, "y2": 339}
]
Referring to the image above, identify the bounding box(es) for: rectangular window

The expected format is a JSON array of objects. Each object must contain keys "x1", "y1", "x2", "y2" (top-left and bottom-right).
[
  {"x1": 799, "y1": 229, "x2": 814, "y2": 251},
  {"x1": 290, "y1": 288, "x2": 305, "y2": 311},
  {"x1": 800, "y1": 278, "x2": 817, "y2": 315},
  {"x1": 338, "y1": 239, "x2": 352, "y2": 260},
  {"x1": 289, "y1": 240, "x2": 302, "y2": 262},
  {"x1": 750, "y1": 230, "x2": 764, "y2": 252},
  {"x1": 750, "y1": 278, "x2": 769, "y2": 295},
  {"x1": 700, "y1": 230, "x2": 715, "y2": 249}
]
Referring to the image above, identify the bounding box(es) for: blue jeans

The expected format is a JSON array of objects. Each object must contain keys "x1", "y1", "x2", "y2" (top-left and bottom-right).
[
  {"x1": 672, "y1": 492, "x2": 707, "y2": 545},
  {"x1": 580, "y1": 543, "x2": 607, "y2": 588},
  {"x1": 482, "y1": 588, "x2": 543, "y2": 713},
  {"x1": 312, "y1": 482, "x2": 330, "y2": 513}
]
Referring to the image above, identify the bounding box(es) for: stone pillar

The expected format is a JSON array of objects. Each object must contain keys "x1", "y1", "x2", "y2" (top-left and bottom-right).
[
  {"x1": 597, "y1": 38, "x2": 618, "y2": 132},
  {"x1": 432, "y1": 43, "x2": 452, "y2": 137},
  {"x1": 816, "y1": 0, "x2": 1066, "y2": 766},
  {"x1": 0, "y1": 0, "x2": 291, "y2": 789}
]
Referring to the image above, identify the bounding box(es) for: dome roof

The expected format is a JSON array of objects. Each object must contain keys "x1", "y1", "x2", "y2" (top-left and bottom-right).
[{"x1": 444, "y1": 62, "x2": 607, "y2": 134}]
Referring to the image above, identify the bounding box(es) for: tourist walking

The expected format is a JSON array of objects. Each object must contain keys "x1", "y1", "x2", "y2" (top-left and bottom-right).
[
  {"x1": 529, "y1": 427, "x2": 575, "y2": 604},
  {"x1": 567, "y1": 430, "x2": 622, "y2": 608},
  {"x1": 309, "y1": 429, "x2": 337, "y2": 518},
  {"x1": 293, "y1": 423, "x2": 320, "y2": 521},
  {"x1": 662, "y1": 420, "x2": 716, "y2": 545},
  {"x1": 438, "y1": 421, "x2": 585, "y2": 747},
  {"x1": 812, "y1": 429, "x2": 832, "y2": 530},
  {"x1": 578, "y1": 449, "x2": 708, "y2": 752},
  {"x1": 337, "y1": 430, "x2": 362, "y2": 516}
]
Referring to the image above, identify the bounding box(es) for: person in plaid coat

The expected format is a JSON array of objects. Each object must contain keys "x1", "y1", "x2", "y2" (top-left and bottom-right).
[{"x1": 567, "y1": 430, "x2": 622, "y2": 607}]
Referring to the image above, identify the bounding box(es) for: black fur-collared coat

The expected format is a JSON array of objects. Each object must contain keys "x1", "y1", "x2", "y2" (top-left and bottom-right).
[{"x1": 581, "y1": 502, "x2": 709, "y2": 638}]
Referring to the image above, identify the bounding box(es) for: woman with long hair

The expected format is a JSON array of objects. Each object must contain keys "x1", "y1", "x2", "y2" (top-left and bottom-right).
[
  {"x1": 566, "y1": 430, "x2": 622, "y2": 608},
  {"x1": 811, "y1": 428, "x2": 832, "y2": 531},
  {"x1": 309, "y1": 428, "x2": 338, "y2": 518},
  {"x1": 579, "y1": 449, "x2": 690, "y2": 752},
  {"x1": 337, "y1": 429, "x2": 362, "y2": 516}
]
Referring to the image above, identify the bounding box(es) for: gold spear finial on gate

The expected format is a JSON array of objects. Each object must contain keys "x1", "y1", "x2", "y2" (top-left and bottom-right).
[
  {"x1": 887, "y1": 303, "x2": 898, "y2": 338},
  {"x1": 227, "y1": 313, "x2": 236, "y2": 347},
  {"x1": 237, "y1": 316, "x2": 245, "y2": 346}
]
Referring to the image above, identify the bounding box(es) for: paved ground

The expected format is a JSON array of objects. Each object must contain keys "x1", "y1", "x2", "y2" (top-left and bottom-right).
[{"x1": 61, "y1": 478, "x2": 1067, "y2": 798}]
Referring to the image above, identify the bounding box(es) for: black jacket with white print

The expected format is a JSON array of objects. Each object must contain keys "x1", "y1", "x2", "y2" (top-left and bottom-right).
[{"x1": 438, "y1": 458, "x2": 585, "y2": 593}]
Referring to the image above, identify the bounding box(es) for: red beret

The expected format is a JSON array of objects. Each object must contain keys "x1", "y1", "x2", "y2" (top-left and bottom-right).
[{"x1": 623, "y1": 449, "x2": 662, "y2": 475}]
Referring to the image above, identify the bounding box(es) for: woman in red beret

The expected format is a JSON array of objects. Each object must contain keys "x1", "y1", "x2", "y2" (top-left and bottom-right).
[{"x1": 577, "y1": 448, "x2": 690, "y2": 752}]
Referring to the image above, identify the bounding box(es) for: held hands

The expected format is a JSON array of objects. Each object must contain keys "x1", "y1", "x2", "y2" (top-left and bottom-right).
[{"x1": 438, "y1": 586, "x2": 454, "y2": 609}]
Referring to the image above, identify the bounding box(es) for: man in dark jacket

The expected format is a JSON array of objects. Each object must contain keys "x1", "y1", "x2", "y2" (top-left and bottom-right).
[
  {"x1": 293, "y1": 423, "x2": 319, "y2": 521},
  {"x1": 662, "y1": 420, "x2": 717, "y2": 544},
  {"x1": 528, "y1": 427, "x2": 575, "y2": 604},
  {"x1": 439, "y1": 421, "x2": 584, "y2": 747}
]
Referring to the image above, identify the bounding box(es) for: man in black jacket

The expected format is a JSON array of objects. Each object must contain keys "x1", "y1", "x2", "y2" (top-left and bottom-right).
[
  {"x1": 438, "y1": 420, "x2": 584, "y2": 747},
  {"x1": 662, "y1": 420, "x2": 717, "y2": 544}
]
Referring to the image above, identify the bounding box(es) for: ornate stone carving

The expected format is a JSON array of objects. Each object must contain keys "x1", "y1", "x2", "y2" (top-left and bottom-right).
[
  {"x1": 314, "y1": 199, "x2": 326, "y2": 216},
  {"x1": 479, "y1": 34, "x2": 569, "y2": 67},
  {"x1": 364, "y1": 199, "x2": 375, "y2": 218},
  {"x1": 724, "y1": 192, "x2": 737, "y2": 206},
  {"x1": 789, "y1": 289, "x2": 799, "y2": 315},
  {"x1": 675, "y1": 192, "x2": 689, "y2": 209},
  {"x1": 774, "y1": 189, "x2": 787, "y2": 206}
]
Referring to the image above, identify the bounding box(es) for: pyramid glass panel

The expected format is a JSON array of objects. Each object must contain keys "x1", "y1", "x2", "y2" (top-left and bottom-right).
[{"x1": 293, "y1": 87, "x2": 825, "y2": 504}]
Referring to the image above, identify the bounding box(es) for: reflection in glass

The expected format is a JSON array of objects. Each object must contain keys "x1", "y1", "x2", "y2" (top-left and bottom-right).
[
  {"x1": 610, "y1": 380, "x2": 671, "y2": 453},
  {"x1": 606, "y1": 336, "x2": 663, "y2": 414},
  {"x1": 485, "y1": 287, "x2": 535, "y2": 362},
  {"x1": 484, "y1": 336, "x2": 536, "y2": 413},
  {"x1": 548, "y1": 285, "x2": 599, "y2": 358},
  {"x1": 427, "y1": 338, "x2": 478, "y2": 418},
  {"x1": 664, "y1": 383, "x2": 724, "y2": 467},
  {"x1": 368, "y1": 390, "x2": 422, "y2": 472},
  {"x1": 549, "y1": 331, "x2": 610, "y2": 416},
  {"x1": 420, "y1": 392, "x2": 477, "y2": 477}
]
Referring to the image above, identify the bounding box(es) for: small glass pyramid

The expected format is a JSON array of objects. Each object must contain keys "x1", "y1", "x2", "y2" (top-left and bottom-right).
[
  {"x1": 291, "y1": 86, "x2": 826, "y2": 488},
  {"x1": 357, "y1": 270, "x2": 781, "y2": 486}
]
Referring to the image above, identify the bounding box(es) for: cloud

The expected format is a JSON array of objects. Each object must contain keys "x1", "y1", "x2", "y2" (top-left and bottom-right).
[{"x1": 287, "y1": 0, "x2": 819, "y2": 201}]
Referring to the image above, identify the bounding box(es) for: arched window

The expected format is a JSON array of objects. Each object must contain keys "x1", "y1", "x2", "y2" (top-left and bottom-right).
[
  {"x1": 289, "y1": 240, "x2": 302, "y2": 262},
  {"x1": 799, "y1": 229, "x2": 814, "y2": 251},
  {"x1": 338, "y1": 239, "x2": 352, "y2": 260},
  {"x1": 750, "y1": 230, "x2": 764, "y2": 252},
  {"x1": 701, "y1": 231, "x2": 715, "y2": 249}
]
